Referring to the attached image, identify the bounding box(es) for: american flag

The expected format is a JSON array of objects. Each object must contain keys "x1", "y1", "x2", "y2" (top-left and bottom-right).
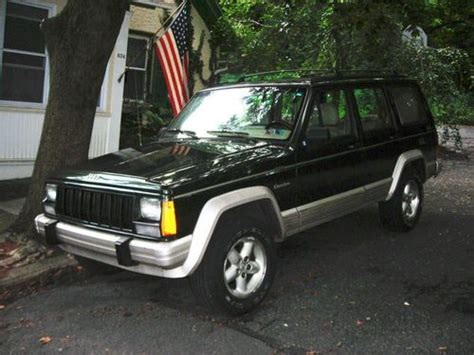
[{"x1": 155, "y1": 3, "x2": 190, "y2": 117}]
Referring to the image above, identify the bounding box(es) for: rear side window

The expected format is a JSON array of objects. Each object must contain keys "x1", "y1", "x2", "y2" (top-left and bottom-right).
[
  {"x1": 391, "y1": 86, "x2": 428, "y2": 126},
  {"x1": 353, "y1": 88, "x2": 393, "y2": 136}
]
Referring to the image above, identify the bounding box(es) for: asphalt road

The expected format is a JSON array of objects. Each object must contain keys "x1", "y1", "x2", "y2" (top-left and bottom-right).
[{"x1": 1, "y1": 156, "x2": 473, "y2": 354}]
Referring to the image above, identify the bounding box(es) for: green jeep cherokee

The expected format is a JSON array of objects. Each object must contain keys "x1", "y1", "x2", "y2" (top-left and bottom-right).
[{"x1": 36, "y1": 71, "x2": 441, "y2": 314}]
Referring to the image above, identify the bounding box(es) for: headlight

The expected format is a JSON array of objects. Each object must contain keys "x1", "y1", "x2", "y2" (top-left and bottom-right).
[
  {"x1": 140, "y1": 197, "x2": 161, "y2": 220},
  {"x1": 45, "y1": 184, "x2": 57, "y2": 201}
]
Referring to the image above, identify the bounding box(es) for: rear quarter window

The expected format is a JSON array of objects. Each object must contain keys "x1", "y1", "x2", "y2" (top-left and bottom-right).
[
  {"x1": 390, "y1": 86, "x2": 428, "y2": 126},
  {"x1": 353, "y1": 87, "x2": 394, "y2": 138}
]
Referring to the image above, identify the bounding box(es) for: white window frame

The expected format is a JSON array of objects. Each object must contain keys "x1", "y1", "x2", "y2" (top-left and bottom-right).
[
  {"x1": 123, "y1": 33, "x2": 150, "y2": 103},
  {"x1": 0, "y1": 0, "x2": 55, "y2": 108}
]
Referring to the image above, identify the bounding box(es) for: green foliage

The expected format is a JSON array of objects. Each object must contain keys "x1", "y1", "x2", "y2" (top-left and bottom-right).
[
  {"x1": 120, "y1": 104, "x2": 173, "y2": 149},
  {"x1": 215, "y1": 0, "x2": 473, "y2": 147},
  {"x1": 393, "y1": 43, "x2": 471, "y2": 148},
  {"x1": 396, "y1": 44, "x2": 471, "y2": 123}
]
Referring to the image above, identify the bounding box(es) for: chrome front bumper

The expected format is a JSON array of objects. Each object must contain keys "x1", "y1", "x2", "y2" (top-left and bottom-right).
[{"x1": 35, "y1": 214, "x2": 192, "y2": 278}]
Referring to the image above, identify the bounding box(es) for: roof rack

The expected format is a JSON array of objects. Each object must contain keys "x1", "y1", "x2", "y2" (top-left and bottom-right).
[
  {"x1": 238, "y1": 69, "x2": 332, "y2": 82},
  {"x1": 237, "y1": 69, "x2": 405, "y2": 82}
]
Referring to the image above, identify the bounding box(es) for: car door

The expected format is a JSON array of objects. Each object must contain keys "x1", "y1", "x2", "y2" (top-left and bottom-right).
[
  {"x1": 350, "y1": 85, "x2": 400, "y2": 189},
  {"x1": 294, "y1": 87, "x2": 364, "y2": 227}
]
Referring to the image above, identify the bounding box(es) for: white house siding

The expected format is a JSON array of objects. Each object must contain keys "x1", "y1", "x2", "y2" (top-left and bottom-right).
[
  {"x1": 0, "y1": 0, "x2": 215, "y2": 181},
  {"x1": 0, "y1": 0, "x2": 130, "y2": 180}
]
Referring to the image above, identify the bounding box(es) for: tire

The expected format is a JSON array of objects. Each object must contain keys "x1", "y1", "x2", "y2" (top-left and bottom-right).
[
  {"x1": 379, "y1": 170, "x2": 424, "y2": 232},
  {"x1": 74, "y1": 256, "x2": 120, "y2": 275},
  {"x1": 189, "y1": 217, "x2": 277, "y2": 315}
]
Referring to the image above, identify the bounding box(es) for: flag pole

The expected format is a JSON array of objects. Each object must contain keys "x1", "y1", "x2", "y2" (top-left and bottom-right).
[
  {"x1": 118, "y1": 0, "x2": 189, "y2": 83},
  {"x1": 152, "y1": 0, "x2": 188, "y2": 42}
]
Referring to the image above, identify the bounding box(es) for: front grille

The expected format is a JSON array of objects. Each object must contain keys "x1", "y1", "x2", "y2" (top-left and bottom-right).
[{"x1": 56, "y1": 185, "x2": 137, "y2": 231}]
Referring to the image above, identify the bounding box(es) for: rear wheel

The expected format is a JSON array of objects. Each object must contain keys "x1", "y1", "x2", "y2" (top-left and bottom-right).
[
  {"x1": 190, "y1": 218, "x2": 276, "y2": 315},
  {"x1": 379, "y1": 171, "x2": 424, "y2": 232}
]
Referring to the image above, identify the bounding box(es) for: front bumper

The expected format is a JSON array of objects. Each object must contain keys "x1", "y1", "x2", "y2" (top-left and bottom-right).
[{"x1": 35, "y1": 214, "x2": 192, "y2": 278}]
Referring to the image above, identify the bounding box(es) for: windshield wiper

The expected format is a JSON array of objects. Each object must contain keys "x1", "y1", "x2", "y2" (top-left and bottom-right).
[
  {"x1": 165, "y1": 128, "x2": 198, "y2": 139},
  {"x1": 207, "y1": 130, "x2": 250, "y2": 138}
]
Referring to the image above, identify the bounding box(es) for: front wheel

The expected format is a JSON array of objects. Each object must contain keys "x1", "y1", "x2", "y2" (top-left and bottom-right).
[
  {"x1": 189, "y1": 219, "x2": 276, "y2": 315},
  {"x1": 379, "y1": 171, "x2": 424, "y2": 232}
]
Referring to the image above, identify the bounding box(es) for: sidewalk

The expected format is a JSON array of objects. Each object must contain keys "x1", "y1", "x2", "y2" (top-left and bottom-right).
[
  {"x1": 0, "y1": 198, "x2": 24, "y2": 240},
  {"x1": 0, "y1": 198, "x2": 25, "y2": 216},
  {"x1": 440, "y1": 125, "x2": 474, "y2": 151},
  {"x1": 0, "y1": 198, "x2": 76, "y2": 294},
  {"x1": 459, "y1": 125, "x2": 474, "y2": 149}
]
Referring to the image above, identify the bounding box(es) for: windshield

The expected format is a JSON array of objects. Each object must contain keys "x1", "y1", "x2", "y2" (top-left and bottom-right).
[{"x1": 165, "y1": 86, "x2": 307, "y2": 141}]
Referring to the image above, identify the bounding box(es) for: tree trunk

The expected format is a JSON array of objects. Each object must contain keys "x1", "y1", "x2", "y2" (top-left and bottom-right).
[
  {"x1": 12, "y1": 0, "x2": 129, "y2": 240},
  {"x1": 331, "y1": 3, "x2": 346, "y2": 71}
]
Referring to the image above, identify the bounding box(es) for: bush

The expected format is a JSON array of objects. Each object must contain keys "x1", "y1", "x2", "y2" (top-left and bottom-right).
[{"x1": 120, "y1": 103, "x2": 173, "y2": 149}]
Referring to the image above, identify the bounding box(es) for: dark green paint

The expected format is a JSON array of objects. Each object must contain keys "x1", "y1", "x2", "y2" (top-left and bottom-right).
[{"x1": 46, "y1": 76, "x2": 438, "y2": 239}]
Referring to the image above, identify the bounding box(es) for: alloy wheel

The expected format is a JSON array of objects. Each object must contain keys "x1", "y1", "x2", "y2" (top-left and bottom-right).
[
  {"x1": 223, "y1": 236, "x2": 267, "y2": 299},
  {"x1": 402, "y1": 180, "x2": 420, "y2": 222}
]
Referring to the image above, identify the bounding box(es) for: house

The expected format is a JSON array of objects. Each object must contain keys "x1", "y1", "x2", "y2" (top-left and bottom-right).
[{"x1": 0, "y1": 0, "x2": 220, "y2": 181}]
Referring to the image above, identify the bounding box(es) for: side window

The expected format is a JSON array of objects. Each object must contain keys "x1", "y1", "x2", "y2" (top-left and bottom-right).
[
  {"x1": 244, "y1": 87, "x2": 305, "y2": 129},
  {"x1": 306, "y1": 89, "x2": 356, "y2": 144},
  {"x1": 281, "y1": 90, "x2": 305, "y2": 124},
  {"x1": 353, "y1": 87, "x2": 393, "y2": 137},
  {"x1": 390, "y1": 86, "x2": 428, "y2": 126}
]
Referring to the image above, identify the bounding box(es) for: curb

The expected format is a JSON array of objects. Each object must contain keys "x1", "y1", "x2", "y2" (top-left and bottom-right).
[{"x1": 0, "y1": 254, "x2": 77, "y2": 288}]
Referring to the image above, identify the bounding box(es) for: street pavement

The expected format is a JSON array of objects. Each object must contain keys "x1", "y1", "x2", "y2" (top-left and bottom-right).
[{"x1": 1, "y1": 154, "x2": 473, "y2": 354}]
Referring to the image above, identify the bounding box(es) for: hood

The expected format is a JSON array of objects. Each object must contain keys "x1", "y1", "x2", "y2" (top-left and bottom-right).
[{"x1": 55, "y1": 139, "x2": 292, "y2": 193}]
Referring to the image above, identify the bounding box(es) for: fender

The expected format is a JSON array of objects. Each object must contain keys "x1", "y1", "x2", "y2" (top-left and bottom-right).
[
  {"x1": 164, "y1": 186, "x2": 284, "y2": 278},
  {"x1": 386, "y1": 149, "x2": 426, "y2": 201}
]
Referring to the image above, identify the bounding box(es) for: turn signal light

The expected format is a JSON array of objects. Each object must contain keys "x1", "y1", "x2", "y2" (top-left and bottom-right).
[{"x1": 161, "y1": 200, "x2": 177, "y2": 237}]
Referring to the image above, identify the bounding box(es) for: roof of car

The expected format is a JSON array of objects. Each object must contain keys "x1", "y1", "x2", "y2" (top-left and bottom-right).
[{"x1": 210, "y1": 70, "x2": 417, "y2": 90}]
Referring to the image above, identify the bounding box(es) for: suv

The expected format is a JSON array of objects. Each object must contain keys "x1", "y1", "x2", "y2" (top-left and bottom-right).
[{"x1": 36, "y1": 71, "x2": 441, "y2": 315}]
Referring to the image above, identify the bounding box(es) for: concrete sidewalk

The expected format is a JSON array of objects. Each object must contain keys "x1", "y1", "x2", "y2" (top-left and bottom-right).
[
  {"x1": 0, "y1": 198, "x2": 76, "y2": 290},
  {"x1": 0, "y1": 198, "x2": 25, "y2": 216},
  {"x1": 440, "y1": 125, "x2": 474, "y2": 150},
  {"x1": 459, "y1": 125, "x2": 474, "y2": 148},
  {"x1": 0, "y1": 198, "x2": 24, "y2": 235}
]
